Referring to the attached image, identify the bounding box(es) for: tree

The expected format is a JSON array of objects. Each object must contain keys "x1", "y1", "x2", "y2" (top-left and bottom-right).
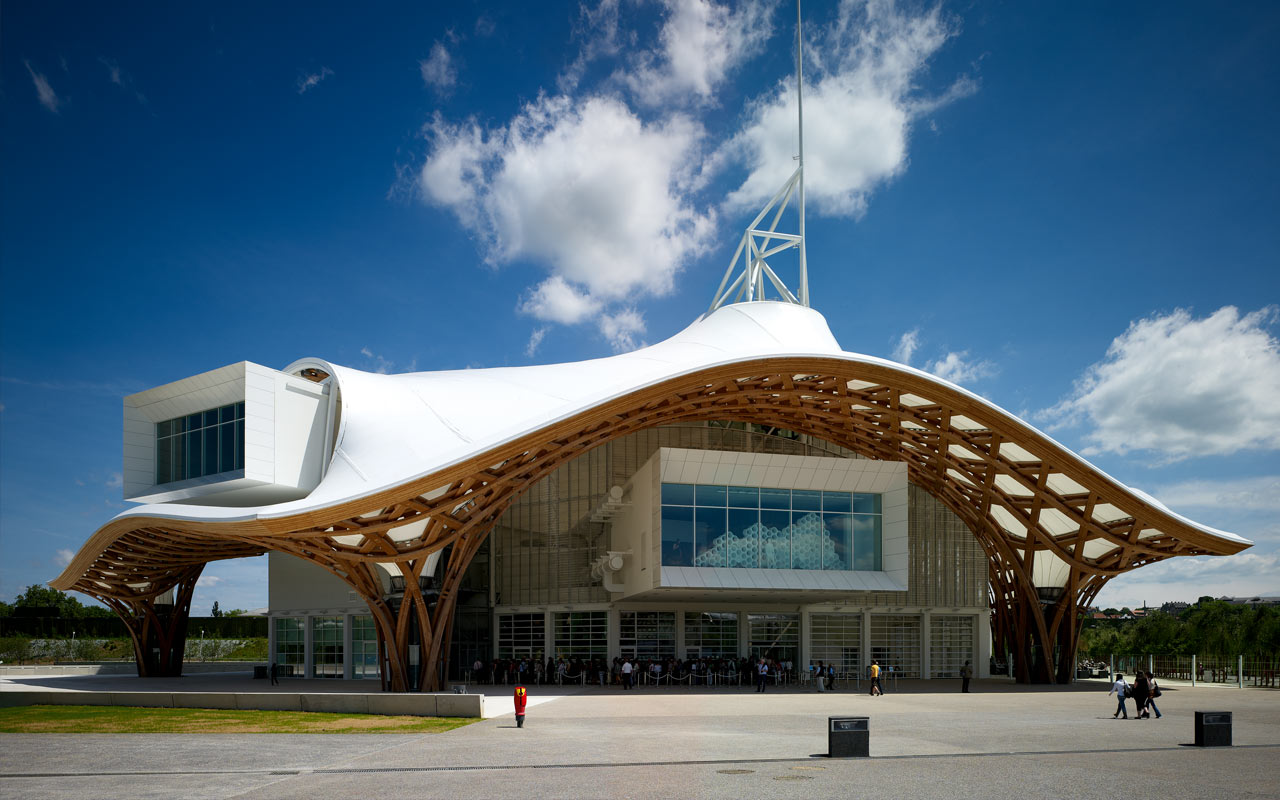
[
  {"x1": 9, "y1": 585, "x2": 111, "y2": 619},
  {"x1": 211, "y1": 601, "x2": 222, "y2": 618},
  {"x1": 225, "y1": 609, "x2": 247, "y2": 617}
]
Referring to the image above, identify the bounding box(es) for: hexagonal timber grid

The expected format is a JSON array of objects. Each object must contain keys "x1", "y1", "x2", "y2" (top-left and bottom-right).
[{"x1": 53, "y1": 357, "x2": 1248, "y2": 688}]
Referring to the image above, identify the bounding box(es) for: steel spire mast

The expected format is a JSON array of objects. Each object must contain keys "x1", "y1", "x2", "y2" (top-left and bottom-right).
[{"x1": 708, "y1": 0, "x2": 810, "y2": 313}]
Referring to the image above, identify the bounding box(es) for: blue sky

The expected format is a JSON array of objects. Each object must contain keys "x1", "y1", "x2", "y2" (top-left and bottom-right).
[{"x1": 3, "y1": 1, "x2": 1278, "y2": 616}]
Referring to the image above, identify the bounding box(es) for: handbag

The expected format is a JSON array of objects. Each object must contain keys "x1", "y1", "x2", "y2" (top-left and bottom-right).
[{"x1": 1153, "y1": 683, "x2": 1162, "y2": 697}]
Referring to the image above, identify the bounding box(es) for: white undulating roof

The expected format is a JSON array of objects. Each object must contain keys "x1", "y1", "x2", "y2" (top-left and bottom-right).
[{"x1": 92, "y1": 301, "x2": 1250, "y2": 549}]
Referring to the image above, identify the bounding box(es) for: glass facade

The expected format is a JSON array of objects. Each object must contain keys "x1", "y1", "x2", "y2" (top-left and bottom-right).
[
  {"x1": 311, "y1": 616, "x2": 344, "y2": 678},
  {"x1": 661, "y1": 483, "x2": 881, "y2": 571},
  {"x1": 352, "y1": 615, "x2": 379, "y2": 679},
  {"x1": 930, "y1": 615, "x2": 975, "y2": 678},
  {"x1": 748, "y1": 612, "x2": 799, "y2": 664},
  {"x1": 619, "y1": 611, "x2": 676, "y2": 660},
  {"x1": 554, "y1": 611, "x2": 607, "y2": 658},
  {"x1": 683, "y1": 611, "x2": 738, "y2": 659},
  {"x1": 871, "y1": 614, "x2": 921, "y2": 678},
  {"x1": 155, "y1": 402, "x2": 245, "y2": 485},
  {"x1": 497, "y1": 613, "x2": 545, "y2": 659},
  {"x1": 274, "y1": 617, "x2": 304, "y2": 677},
  {"x1": 810, "y1": 613, "x2": 862, "y2": 675}
]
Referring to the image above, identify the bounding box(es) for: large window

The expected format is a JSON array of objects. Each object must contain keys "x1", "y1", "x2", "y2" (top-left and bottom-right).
[
  {"x1": 930, "y1": 615, "x2": 975, "y2": 678},
  {"x1": 871, "y1": 614, "x2": 921, "y2": 679},
  {"x1": 811, "y1": 613, "x2": 862, "y2": 675},
  {"x1": 619, "y1": 611, "x2": 676, "y2": 660},
  {"x1": 155, "y1": 403, "x2": 245, "y2": 485},
  {"x1": 312, "y1": 616, "x2": 344, "y2": 678},
  {"x1": 661, "y1": 483, "x2": 881, "y2": 571},
  {"x1": 352, "y1": 615, "x2": 379, "y2": 679},
  {"x1": 498, "y1": 613, "x2": 545, "y2": 659},
  {"x1": 684, "y1": 611, "x2": 738, "y2": 659},
  {"x1": 748, "y1": 612, "x2": 799, "y2": 664},
  {"x1": 554, "y1": 611, "x2": 607, "y2": 659},
  {"x1": 274, "y1": 617, "x2": 304, "y2": 677}
]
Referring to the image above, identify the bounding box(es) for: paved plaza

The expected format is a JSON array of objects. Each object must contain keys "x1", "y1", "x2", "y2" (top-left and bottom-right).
[{"x1": 2, "y1": 673, "x2": 1278, "y2": 799}]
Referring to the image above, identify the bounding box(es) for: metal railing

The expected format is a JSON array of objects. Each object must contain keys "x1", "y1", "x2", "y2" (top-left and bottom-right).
[{"x1": 1103, "y1": 654, "x2": 1279, "y2": 688}]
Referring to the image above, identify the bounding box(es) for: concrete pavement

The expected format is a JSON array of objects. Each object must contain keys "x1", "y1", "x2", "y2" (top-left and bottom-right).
[{"x1": 2, "y1": 676, "x2": 1277, "y2": 799}]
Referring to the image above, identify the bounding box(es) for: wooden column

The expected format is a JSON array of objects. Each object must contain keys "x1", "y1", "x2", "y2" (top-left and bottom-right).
[{"x1": 93, "y1": 566, "x2": 202, "y2": 678}]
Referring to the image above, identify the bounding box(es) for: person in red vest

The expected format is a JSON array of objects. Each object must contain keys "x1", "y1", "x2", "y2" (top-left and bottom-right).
[{"x1": 514, "y1": 683, "x2": 528, "y2": 728}]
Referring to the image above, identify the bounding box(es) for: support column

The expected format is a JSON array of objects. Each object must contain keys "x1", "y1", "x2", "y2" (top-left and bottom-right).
[
  {"x1": 607, "y1": 607, "x2": 621, "y2": 660},
  {"x1": 920, "y1": 611, "x2": 932, "y2": 680},
  {"x1": 977, "y1": 609, "x2": 992, "y2": 679},
  {"x1": 675, "y1": 608, "x2": 686, "y2": 658},
  {"x1": 861, "y1": 610, "x2": 872, "y2": 677},
  {"x1": 304, "y1": 615, "x2": 314, "y2": 679},
  {"x1": 97, "y1": 565, "x2": 203, "y2": 678},
  {"x1": 343, "y1": 613, "x2": 354, "y2": 680},
  {"x1": 799, "y1": 609, "x2": 811, "y2": 672}
]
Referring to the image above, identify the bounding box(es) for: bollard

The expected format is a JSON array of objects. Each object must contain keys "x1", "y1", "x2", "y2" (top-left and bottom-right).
[
  {"x1": 828, "y1": 716, "x2": 869, "y2": 758},
  {"x1": 514, "y1": 683, "x2": 527, "y2": 728},
  {"x1": 1194, "y1": 711, "x2": 1231, "y2": 747}
]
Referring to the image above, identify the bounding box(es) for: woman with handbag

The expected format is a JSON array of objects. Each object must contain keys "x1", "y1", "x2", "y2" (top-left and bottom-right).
[
  {"x1": 1143, "y1": 671, "x2": 1163, "y2": 719},
  {"x1": 1109, "y1": 673, "x2": 1130, "y2": 718}
]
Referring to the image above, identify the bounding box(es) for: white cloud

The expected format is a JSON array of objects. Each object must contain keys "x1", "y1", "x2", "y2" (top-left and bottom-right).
[
  {"x1": 599, "y1": 308, "x2": 647, "y2": 353},
  {"x1": 102, "y1": 57, "x2": 122, "y2": 85},
  {"x1": 360, "y1": 346, "x2": 395, "y2": 374},
  {"x1": 297, "y1": 66, "x2": 334, "y2": 94},
  {"x1": 1042, "y1": 307, "x2": 1280, "y2": 462},
  {"x1": 519, "y1": 276, "x2": 601, "y2": 324},
  {"x1": 622, "y1": 0, "x2": 775, "y2": 107},
  {"x1": 717, "y1": 0, "x2": 971, "y2": 216},
  {"x1": 525, "y1": 327, "x2": 548, "y2": 357},
  {"x1": 54, "y1": 549, "x2": 75, "y2": 568},
  {"x1": 105, "y1": 472, "x2": 123, "y2": 489},
  {"x1": 1153, "y1": 476, "x2": 1280, "y2": 514},
  {"x1": 417, "y1": 0, "x2": 969, "y2": 351},
  {"x1": 926, "y1": 350, "x2": 994, "y2": 384},
  {"x1": 25, "y1": 60, "x2": 61, "y2": 113},
  {"x1": 421, "y1": 93, "x2": 715, "y2": 325},
  {"x1": 892, "y1": 328, "x2": 920, "y2": 364},
  {"x1": 558, "y1": 0, "x2": 626, "y2": 94},
  {"x1": 420, "y1": 42, "x2": 457, "y2": 94},
  {"x1": 99, "y1": 57, "x2": 149, "y2": 105},
  {"x1": 190, "y1": 556, "x2": 268, "y2": 615},
  {"x1": 1094, "y1": 549, "x2": 1280, "y2": 609}
]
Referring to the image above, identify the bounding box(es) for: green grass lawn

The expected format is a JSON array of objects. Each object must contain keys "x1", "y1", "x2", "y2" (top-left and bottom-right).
[{"x1": 0, "y1": 704, "x2": 477, "y2": 734}]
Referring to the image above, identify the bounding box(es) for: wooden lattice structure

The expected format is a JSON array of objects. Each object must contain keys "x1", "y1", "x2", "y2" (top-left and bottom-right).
[{"x1": 53, "y1": 356, "x2": 1249, "y2": 688}]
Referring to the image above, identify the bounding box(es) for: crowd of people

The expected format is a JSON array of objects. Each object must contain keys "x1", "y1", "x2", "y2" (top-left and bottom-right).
[{"x1": 469, "y1": 655, "x2": 831, "y2": 688}]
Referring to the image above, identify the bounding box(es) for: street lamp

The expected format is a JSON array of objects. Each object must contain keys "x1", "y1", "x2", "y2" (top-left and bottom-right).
[{"x1": 201, "y1": 628, "x2": 206, "y2": 662}]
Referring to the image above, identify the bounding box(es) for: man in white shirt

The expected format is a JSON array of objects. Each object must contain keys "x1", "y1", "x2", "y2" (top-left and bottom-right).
[
  {"x1": 621, "y1": 659, "x2": 633, "y2": 690},
  {"x1": 1109, "y1": 673, "x2": 1130, "y2": 719}
]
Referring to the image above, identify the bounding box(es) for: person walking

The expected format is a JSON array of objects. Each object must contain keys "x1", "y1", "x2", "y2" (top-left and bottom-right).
[
  {"x1": 1132, "y1": 671, "x2": 1150, "y2": 719},
  {"x1": 269, "y1": 661, "x2": 279, "y2": 686},
  {"x1": 755, "y1": 657, "x2": 769, "y2": 693},
  {"x1": 1109, "y1": 673, "x2": 1130, "y2": 719},
  {"x1": 1142, "y1": 671, "x2": 1163, "y2": 718},
  {"x1": 960, "y1": 660, "x2": 973, "y2": 693},
  {"x1": 869, "y1": 660, "x2": 882, "y2": 696},
  {"x1": 621, "y1": 658, "x2": 633, "y2": 690}
]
